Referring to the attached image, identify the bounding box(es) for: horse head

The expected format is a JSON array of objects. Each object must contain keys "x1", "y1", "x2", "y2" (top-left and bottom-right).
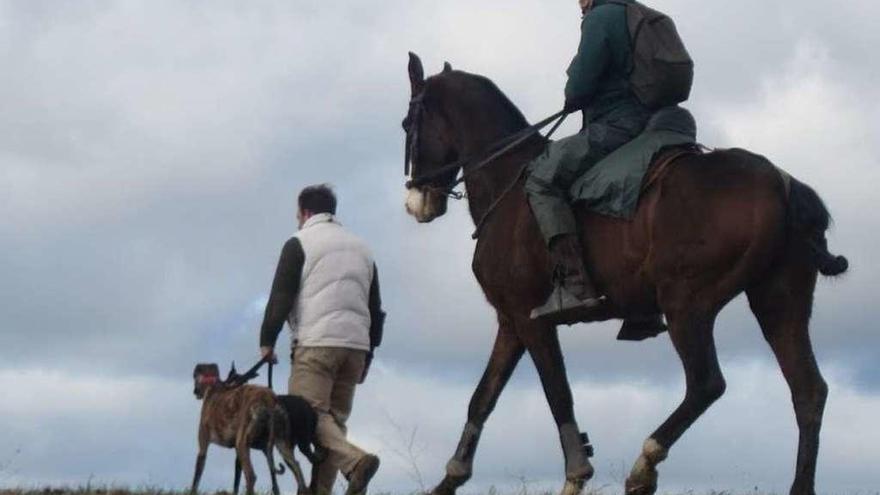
[{"x1": 402, "y1": 52, "x2": 460, "y2": 223}]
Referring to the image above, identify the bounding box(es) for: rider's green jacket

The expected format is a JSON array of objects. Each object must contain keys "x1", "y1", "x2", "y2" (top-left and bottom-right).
[{"x1": 564, "y1": 0, "x2": 648, "y2": 123}]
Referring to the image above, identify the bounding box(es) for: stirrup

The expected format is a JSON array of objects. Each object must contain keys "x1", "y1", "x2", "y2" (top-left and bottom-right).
[
  {"x1": 617, "y1": 315, "x2": 668, "y2": 341},
  {"x1": 530, "y1": 284, "x2": 605, "y2": 323}
]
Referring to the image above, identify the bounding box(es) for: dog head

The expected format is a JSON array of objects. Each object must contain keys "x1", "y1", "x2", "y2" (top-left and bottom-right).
[{"x1": 193, "y1": 363, "x2": 221, "y2": 399}]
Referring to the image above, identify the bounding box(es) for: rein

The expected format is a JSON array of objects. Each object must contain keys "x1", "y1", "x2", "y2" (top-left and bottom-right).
[{"x1": 404, "y1": 96, "x2": 568, "y2": 196}]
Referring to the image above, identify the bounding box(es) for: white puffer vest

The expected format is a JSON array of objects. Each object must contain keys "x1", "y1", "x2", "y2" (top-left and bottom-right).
[{"x1": 288, "y1": 213, "x2": 374, "y2": 351}]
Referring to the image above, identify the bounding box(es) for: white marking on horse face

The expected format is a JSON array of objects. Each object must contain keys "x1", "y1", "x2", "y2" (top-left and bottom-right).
[{"x1": 405, "y1": 187, "x2": 427, "y2": 220}]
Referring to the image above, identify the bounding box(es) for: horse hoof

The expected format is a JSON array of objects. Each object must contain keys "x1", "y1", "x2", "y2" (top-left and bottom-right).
[
  {"x1": 561, "y1": 477, "x2": 585, "y2": 495},
  {"x1": 624, "y1": 475, "x2": 657, "y2": 495},
  {"x1": 431, "y1": 474, "x2": 467, "y2": 495}
]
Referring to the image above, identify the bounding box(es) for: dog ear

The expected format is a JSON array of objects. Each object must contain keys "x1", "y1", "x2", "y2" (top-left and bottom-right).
[
  {"x1": 226, "y1": 361, "x2": 239, "y2": 381},
  {"x1": 443, "y1": 61, "x2": 453, "y2": 73},
  {"x1": 194, "y1": 363, "x2": 220, "y2": 377}
]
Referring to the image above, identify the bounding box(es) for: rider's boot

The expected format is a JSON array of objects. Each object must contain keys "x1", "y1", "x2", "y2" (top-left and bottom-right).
[
  {"x1": 530, "y1": 233, "x2": 605, "y2": 323},
  {"x1": 617, "y1": 314, "x2": 668, "y2": 341}
]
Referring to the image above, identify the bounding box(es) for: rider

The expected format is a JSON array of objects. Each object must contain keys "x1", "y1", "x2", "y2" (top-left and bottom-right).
[{"x1": 526, "y1": 0, "x2": 669, "y2": 334}]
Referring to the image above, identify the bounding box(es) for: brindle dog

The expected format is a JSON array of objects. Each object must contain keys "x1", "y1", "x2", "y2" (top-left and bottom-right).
[{"x1": 190, "y1": 363, "x2": 310, "y2": 495}]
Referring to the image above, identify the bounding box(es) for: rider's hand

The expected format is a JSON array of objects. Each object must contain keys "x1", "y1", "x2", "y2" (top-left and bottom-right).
[
  {"x1": 260, "y1": 346, "x2": 278, "y2": 364},
  {"x1": 563, "y1": 96, "x2": 587, "y2": 114}
]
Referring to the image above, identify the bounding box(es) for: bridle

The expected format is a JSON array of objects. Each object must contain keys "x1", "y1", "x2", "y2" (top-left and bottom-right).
[
  {"x1": 404, "y1": 90, "x2": 569, "y2": 199},
  {"x1": 403, "y1": 89, "x2": 569, "y2": 237}
]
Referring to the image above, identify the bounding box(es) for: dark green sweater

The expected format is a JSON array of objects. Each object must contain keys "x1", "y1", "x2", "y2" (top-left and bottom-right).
[{"x1": 564, "y1": 0, "x2": 649, "y2": 123}]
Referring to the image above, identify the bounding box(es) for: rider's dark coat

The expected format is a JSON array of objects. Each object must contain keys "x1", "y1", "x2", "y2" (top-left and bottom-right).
[
  {"x1": 526, "y1": 0, "x2": 652, "y2": 244},
  {"x1": 565, "y1": 0, "x2": 648, "y2": 124}
]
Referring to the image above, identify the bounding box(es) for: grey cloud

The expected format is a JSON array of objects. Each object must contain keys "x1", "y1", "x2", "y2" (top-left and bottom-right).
[{"x1": 0, "y1": 0, "x2": 877, "y2": 492}]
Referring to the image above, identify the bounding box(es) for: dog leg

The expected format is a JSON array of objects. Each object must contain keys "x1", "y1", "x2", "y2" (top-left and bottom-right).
[
  {"x1": 236, "y1": 434, "x2": 257, "y2": 495},
  {"x1": 190, "y1": 429, "x2": 209, "y2": 495},
  {"x1": 264, "y1": 448, "x2": 281, "y2": 495},
  {"x1": 298, "y1": 439, "x2": 322, "y2": 465},
  {"x1": 234, "y1": 456, "x2": 242, "y2": 495},
  {"x1": 278, "y1": 441, "x2": 310, "y2": 495}
]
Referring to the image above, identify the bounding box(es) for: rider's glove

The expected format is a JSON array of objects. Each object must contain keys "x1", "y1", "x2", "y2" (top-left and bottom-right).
[{"x1": 563, "y1": 96, "x2": 587, "y2": 114}]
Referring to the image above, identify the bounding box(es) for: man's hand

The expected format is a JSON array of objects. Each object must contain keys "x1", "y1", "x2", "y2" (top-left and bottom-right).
[
  {"x1": 359, "y1": 351, "x2": 373, "y2": 384},
  {"x1": 260, "y1": 346, "x2": 278, "y2": 364}
]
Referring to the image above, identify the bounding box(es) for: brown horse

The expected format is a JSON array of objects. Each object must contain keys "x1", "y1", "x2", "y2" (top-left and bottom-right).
[{"x1": 400, "y1": 53, "x2": 847, "y2": 495}]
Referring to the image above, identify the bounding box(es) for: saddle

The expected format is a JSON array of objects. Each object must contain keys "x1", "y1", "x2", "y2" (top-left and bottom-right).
[
  {"x1": 640, "y1": 143, "x2": 705, "y2": 194},
  {"x1": 569, "y1": 105, "x2": 701, "y2": 219}
]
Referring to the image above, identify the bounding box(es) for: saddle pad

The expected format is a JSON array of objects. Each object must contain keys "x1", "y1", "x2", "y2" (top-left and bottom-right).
[{"x1": 569, "y1": 122, "x2": 696, "y2": 219}]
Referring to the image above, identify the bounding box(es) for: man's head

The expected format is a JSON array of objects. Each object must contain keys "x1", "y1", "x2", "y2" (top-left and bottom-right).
[
  {"x1": 297, "y1": 184, "x2": 337, "y2": 229},
  {"x1": 192, "y1": 363, "x2": 220, "y2": 399},
  {"x1": 579, "y1": 0, "x2": 594, "y2": 14}
]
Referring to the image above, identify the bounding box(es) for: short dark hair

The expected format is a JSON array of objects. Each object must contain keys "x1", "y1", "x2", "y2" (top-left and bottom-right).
[{"x1": 298, "y1": 184, "x2": 337, "y2": 215}]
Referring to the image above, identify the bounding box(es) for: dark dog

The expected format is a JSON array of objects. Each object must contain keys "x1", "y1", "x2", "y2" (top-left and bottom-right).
[
  {"x1": 190, "y1": 363, "x2": 311, "y2": 495},
  {"x1": 226, "y1": 366, "x2": 321, "y2": 495},
  {"x1": 233, "y1": 394, "x2": 321, "y2": 495}
]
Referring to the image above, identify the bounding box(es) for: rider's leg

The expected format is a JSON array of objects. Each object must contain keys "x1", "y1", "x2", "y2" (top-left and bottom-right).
[{"x1": 525, "y1": 134, "x2": 604, "y2": 319}]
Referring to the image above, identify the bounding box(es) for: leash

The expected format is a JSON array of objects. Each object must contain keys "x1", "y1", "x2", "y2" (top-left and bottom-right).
[
  {"x1": 226, "y1": 354, "x2": 274, "y2": 389},
  {"x1": 267, "y1": 361, "x2": 273, "y2": 390}
]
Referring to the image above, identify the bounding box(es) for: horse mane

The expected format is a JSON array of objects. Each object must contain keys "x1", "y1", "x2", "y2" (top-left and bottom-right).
[{"x1": 428, "y1": 70, "x2": 531, "y2": 130}]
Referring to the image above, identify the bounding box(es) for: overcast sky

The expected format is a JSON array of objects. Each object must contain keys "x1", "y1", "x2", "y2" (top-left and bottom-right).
[{"x1": 1, "y1": 1, "x2": 877, "y2": 494}]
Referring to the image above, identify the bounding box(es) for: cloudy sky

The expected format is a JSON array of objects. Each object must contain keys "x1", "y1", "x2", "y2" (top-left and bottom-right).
[{"x1": 1, "y1": 1, "x2": 877, "y2": 493}]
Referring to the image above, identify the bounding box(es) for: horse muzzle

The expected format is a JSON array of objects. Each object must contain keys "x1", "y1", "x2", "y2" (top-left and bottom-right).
[{"x1": 405, "y1": 187, "x2": 448, "y2": 223}]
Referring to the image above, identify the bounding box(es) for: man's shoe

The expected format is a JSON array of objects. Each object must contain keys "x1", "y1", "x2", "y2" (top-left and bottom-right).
[
  {"x1": 617, "y1": 314, "x2": 668, "y2": 341},
  {"x1": 345, "y1": 454, "x2": 380, "y2": 495},
  {"x1": 531, "y1": 234, "x2": 605, "y2": 322}
]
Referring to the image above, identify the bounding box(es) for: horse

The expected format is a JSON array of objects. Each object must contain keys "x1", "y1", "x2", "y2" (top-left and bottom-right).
[{"x1": 400, "y1": 53, "x2": 847, "y2": 495}]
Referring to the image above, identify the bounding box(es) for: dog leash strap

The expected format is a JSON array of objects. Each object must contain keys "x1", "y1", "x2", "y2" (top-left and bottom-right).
[{"x1": 267, "y1": 361, "x2": 274, "y2": 390}]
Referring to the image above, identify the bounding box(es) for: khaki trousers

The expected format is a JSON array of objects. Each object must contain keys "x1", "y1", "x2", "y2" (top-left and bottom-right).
[{"x1": 289, "y1": 346, "x2": 368, "y2": 495}]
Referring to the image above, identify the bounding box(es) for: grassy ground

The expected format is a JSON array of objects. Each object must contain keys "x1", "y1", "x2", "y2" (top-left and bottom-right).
[
  {"x1": 3, "y1": 489, "x2": 878, "y2": 495},
  {"x1": 0, "y1": 489, "x2": 804, "y2": 495}
]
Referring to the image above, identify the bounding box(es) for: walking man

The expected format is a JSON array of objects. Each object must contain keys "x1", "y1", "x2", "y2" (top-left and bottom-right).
[{"x1": 259, "y1": 184, "x2": 385, "y2": 495}]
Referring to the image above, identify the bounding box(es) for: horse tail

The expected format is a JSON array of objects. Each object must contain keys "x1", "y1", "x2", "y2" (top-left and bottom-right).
[{"x1": 787, "y1": 177, "x2": 848, "y2": 276}]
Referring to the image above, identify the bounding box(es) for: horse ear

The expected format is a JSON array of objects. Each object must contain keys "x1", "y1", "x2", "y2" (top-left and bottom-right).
[
  {"x1": 443, "y1": 61, "x2": 453, "y2": 73},
  {"x1": 408, "y1": 51, "x2": 425, "y2": 95}
]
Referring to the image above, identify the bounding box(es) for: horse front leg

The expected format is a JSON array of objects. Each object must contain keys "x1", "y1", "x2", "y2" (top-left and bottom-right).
[
  {"x1": 519, "y1": 318, "x2": 593, "y2": 495},
  {"x1": 432, "y1": 322, "x2": 525, "y2": 495}
]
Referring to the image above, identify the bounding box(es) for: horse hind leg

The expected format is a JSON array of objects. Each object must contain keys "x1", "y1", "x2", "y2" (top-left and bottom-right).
[
  {"x1": 625, "y1": 309, "x2": 726, "y2": 495},
  {"x1": 747, "y1": 261, "x2": 827, "y2": 495}
]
